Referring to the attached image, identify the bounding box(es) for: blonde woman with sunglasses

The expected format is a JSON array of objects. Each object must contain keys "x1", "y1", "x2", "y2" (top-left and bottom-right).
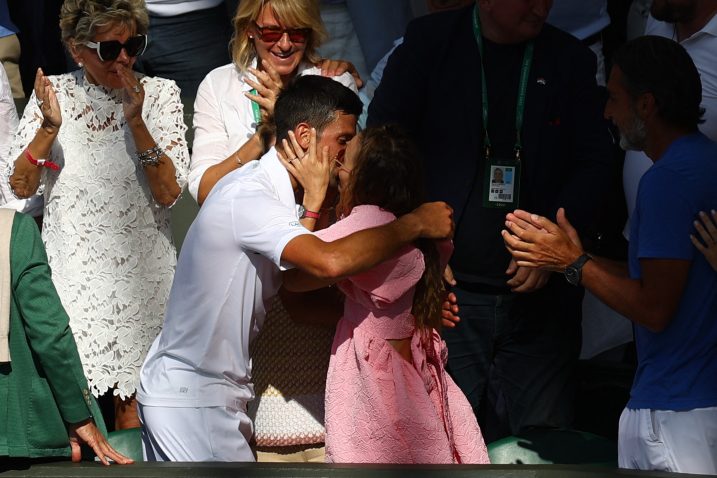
[
  {"x1": 4, "y1": 0, "x2": 189, "y2": 430},
  {"x1": 188, "y1": 0, "x2": 358, "y2": 205}
]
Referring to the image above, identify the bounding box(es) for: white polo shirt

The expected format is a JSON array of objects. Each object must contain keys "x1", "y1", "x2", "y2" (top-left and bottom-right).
[{"x1": 138, "y1": 148, "x2": 310, "y2": 409}]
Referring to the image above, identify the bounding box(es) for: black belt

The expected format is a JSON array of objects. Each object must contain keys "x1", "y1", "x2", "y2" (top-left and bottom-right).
[{"x1": 454, "y1": 281, "x2": 511, "y2": 295}]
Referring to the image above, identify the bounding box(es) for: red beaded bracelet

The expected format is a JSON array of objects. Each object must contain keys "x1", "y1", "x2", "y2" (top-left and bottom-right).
[{"x1": 24, "y1": 148, "x2": 60, "y2": 171}]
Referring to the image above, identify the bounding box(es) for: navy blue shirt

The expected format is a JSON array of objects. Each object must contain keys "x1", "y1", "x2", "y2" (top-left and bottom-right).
[{"x1": 628, "y1": 132, "x2": 717, "y2": 410}]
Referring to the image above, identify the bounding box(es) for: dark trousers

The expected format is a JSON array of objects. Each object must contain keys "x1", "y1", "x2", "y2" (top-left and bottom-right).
[
  {"x1": 443, "y1": 276, "x2": 583, "y2": 443},
  {"x1": 133, "y1": 4, "x2": 232, "y2": 98}
]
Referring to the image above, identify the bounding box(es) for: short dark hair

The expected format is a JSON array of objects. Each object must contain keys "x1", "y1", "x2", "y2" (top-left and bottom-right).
[
  {"x1": 612, "y1": 35, "x2": 704, "y2": 130},
  {"x1": 274, "y1": 75, "x2": 362, "y2": 143}
]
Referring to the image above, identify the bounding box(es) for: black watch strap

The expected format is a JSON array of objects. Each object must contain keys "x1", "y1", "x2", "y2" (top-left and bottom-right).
[{"x1": 565, "y1": 253, "x2": 592, "y2": 286}]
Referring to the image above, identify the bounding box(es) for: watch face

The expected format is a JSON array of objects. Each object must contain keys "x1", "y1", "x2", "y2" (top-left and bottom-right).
[
  {"x1": 565, "y1": 267, "x2": 579, "y2": 286},
  {"x1": 297, "y1": 205, "x2": 305, "y2": 218}
]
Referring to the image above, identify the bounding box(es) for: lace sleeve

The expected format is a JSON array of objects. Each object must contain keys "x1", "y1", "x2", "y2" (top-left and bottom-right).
[
  {"x1": 0, "y1": 64, "x2": 18, "y2": 164},
  {"x1": 0, "y1": 64, "x2": 21, "y2": 208},
  {"x1": 5, "y1": 89, "x2": 51, "y2": 205},
  {"x1": 144, "y1": 78, "x2": 189, "y2": 190}
]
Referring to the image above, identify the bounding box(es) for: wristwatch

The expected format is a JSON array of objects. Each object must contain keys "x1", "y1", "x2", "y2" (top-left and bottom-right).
[
  {"x1": 565, "y1": 253, "x2": 592, "y2": 286},
  {"x1": 297, "y1": 205, "x2": 320, "y2": 220}
]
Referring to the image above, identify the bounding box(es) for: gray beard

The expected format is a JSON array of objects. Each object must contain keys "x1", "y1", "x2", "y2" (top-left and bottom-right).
[{"x1": 619, "y1": 115, "x2": 648, "y2": 151}]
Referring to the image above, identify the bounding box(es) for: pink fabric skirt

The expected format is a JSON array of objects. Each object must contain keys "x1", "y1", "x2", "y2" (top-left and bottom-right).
[{"x1": 324, "y1": 318, "x2": 490, "y2": 464}]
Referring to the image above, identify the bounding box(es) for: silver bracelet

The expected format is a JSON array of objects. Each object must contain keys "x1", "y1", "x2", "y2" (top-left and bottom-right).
[{"x1": 136, "y1": 145, "x2": 164, "y2": 167}]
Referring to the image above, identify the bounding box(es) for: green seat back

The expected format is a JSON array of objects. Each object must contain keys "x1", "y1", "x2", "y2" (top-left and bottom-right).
[
  {"x1": 107, "y1": 427, "x2": 143, "y2": 462},
  {"x1": 487, "y1": 429, "x2": 617, "y2": 466}
]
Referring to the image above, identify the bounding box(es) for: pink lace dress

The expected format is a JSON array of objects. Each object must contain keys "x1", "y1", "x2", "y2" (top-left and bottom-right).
[{"x1": 315, "y1": 205, "x2": 489, "y2": 464}]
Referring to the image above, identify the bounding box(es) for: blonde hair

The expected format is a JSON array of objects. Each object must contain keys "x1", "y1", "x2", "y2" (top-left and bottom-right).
[
  {"x1": 230, "y1": 0, "x2": 327, "y2": 72},
  {"x1": 59, "y1": 0, "x2": 148, "y2": 46}
]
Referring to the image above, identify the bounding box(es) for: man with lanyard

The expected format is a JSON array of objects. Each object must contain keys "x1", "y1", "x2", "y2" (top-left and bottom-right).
[{"x1": 368, "y1": 0, "x2": 613, "y2": 441}]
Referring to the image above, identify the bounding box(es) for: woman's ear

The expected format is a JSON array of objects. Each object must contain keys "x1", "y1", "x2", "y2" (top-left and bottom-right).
[{"x1": 68, "y1": 40, "x2": 83, "y2": 66}]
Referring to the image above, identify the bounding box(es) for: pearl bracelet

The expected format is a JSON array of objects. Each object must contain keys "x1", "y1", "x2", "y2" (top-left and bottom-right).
[{"x1": 136, "y1": 145, "x2": 164, "y2": 167}]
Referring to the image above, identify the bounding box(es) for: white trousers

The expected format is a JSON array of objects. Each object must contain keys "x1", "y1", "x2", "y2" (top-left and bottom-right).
[
  {"x1": 618, "y1": 406, "x2": 717, "y2": 474},
  {"x1": 139, "y1": 403, "x2": 254, "y2": 462}
]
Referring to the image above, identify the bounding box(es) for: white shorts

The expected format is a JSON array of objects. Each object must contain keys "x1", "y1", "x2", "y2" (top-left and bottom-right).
[
  {"x1": 139, "y1": 403, "x2": 254, "y2": 462},
  {"x1": 618, "y1": 406, "x2": 717, "y2": 474}
]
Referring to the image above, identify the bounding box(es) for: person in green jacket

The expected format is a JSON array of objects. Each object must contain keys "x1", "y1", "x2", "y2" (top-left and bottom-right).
[{"x1": 0, "y1": 211, "x2": 131, "y2": 465}]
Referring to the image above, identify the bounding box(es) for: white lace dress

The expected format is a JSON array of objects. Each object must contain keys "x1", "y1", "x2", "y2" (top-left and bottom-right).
[{"x1": 6, "y1": 70, "x2": 189, "y2": 398}]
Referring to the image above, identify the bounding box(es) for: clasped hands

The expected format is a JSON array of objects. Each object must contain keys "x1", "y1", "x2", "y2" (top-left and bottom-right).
[
  {"x1": 441, "y1": 208, "x2": 582, "y2": 329},
  {"x1": 502, "y1": 208, "x2": 584, "y2": 272}
]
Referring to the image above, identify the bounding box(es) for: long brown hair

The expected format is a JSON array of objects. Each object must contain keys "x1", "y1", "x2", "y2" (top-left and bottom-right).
[{"x1": 339, "y1": 125, "x2": 445, "y2": 336}]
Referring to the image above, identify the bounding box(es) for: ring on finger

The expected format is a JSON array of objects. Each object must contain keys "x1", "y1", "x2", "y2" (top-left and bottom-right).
[
  {"x1": 133, "y1": 84, "x2": 141, "y2": 93},
  {"x1": 36, "y1": 98, "x2": 44, "y2": 108}
]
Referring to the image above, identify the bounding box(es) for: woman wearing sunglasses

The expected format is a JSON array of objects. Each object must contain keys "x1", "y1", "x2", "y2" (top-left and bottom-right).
[
  {"x1": 5, "y1": 0, "x2": 189, "y2": 429},
  {"x1": 188, "y1": 0, "x2": 358, "y2": 205}
]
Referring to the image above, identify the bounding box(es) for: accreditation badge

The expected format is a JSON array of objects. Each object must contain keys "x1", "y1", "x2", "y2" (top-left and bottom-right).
[{"x1": 482, "y1": 158, "x2": 521, "y2": 209}]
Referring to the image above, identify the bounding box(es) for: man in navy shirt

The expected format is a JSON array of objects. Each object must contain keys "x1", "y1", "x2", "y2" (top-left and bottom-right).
[{"x1": 503, "y1": 36, "x2": 717, "y2": 474}]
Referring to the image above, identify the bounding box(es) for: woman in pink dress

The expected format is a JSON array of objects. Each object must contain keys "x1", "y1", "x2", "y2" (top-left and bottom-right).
[{"x1": 282, "y1": 124, "x2": 489, "y2": 464}]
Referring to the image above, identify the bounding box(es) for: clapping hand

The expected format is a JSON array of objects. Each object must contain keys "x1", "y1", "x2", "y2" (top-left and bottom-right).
[
  {"x1": 502, "y1": 208, "x2": 583, "y2": 272},
  {"x1": 245, "y1": 59, "x2": 283, "y2": 121},
  {"x1": 34, "y1": 68, "x2": 61, "y2": 129},
  {"x1": 117, "y1": 65, "x2": 144, "y2": 123}
]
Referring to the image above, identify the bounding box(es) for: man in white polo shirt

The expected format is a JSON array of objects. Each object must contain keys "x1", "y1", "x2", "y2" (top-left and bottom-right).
[{"x1": 137, "y1": 75, "x2": 454, "y2": 462}]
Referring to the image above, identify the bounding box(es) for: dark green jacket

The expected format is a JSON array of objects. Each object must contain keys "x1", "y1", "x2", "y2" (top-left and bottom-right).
[{"x1": 0, "y1": 213, "x2": 106, "y2": 458}]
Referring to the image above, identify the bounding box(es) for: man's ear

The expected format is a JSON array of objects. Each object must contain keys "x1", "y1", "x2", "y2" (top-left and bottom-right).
[
  {"x1": 636, "y1": 92, "x2": 657, "y2": 121},
  {"x1": 294, "y1": 123, "x2": 311, "y2": 149}
]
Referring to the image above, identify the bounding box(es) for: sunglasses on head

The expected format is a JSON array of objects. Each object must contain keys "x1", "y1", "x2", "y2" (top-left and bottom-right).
[
  {"x1": 83, "y1": 34, "x2": 147, "y2": 62},
  {"x1": 253, "y1": 22, "x2": 310, "y2": 44}
]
